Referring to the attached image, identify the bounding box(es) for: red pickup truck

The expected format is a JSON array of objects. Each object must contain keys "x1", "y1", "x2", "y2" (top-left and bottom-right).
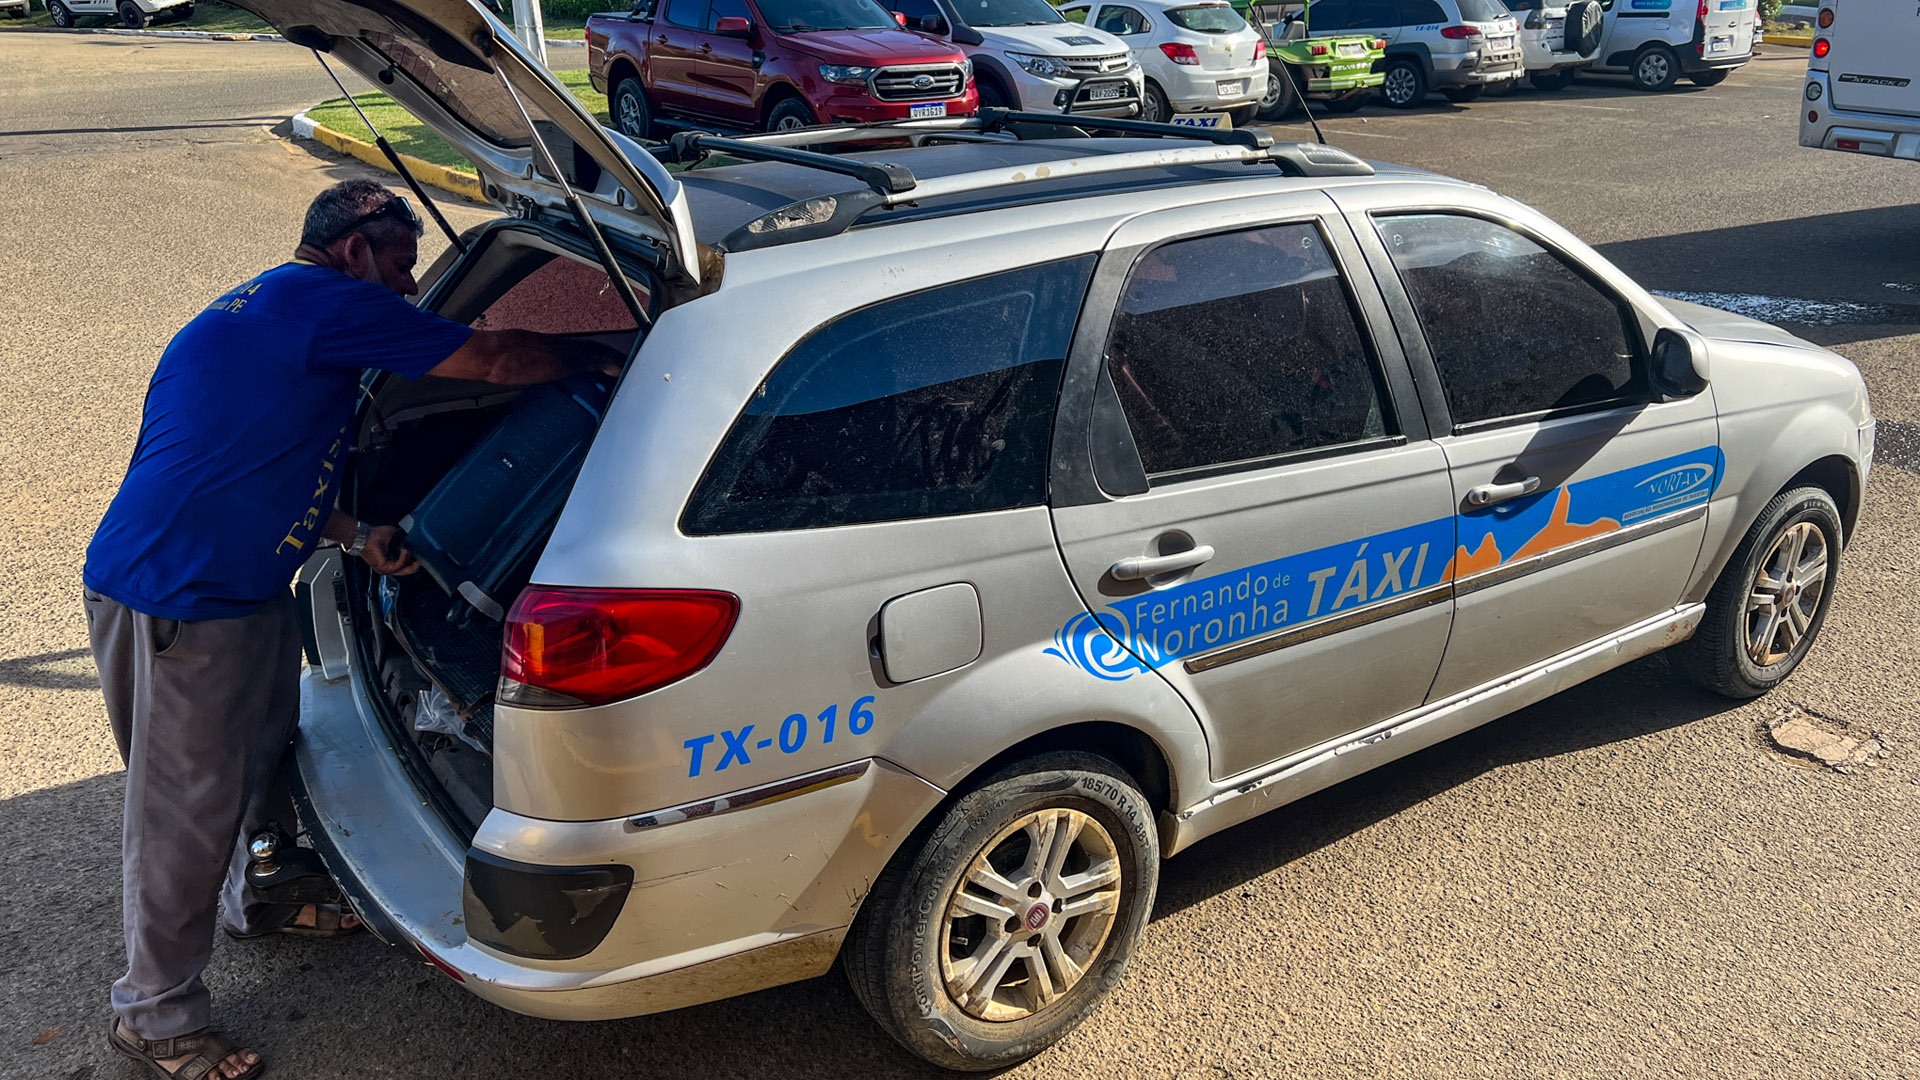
[{"x1": 587, "y1": 0, "x2": 978, "y2": 137}]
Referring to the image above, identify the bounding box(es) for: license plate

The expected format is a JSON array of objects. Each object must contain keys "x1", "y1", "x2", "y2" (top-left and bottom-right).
[
  {"x1": 1489, "y1": 36, "x2": 1512, "y2": 50},
  {"x1": 1088, "y1": 84, "x2": 1126, "y2": 101},
  {"x1": 909, "y1": 103, "x2": 947, "y2": 118},
  {"x1": 1709, "y1": 35, "x2": 1732, "y2": 53},
  {"x1": 1216, "y1": 80, "x2": 1244, "y2": 97},
  {"x1": 1169, "y1": 113, "x2": 1230, "y2": 129},
  {"x1": 1338, "y1": 42, "x2": 1363, "y2": 56}
]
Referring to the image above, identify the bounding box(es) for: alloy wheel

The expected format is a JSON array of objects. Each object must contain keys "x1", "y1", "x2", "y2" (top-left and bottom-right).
[
  {"x1": 774, "y1": 115, "x2": 807, "y2": 131},
  {"x1": 1746, "y1": 521, "x2": 1829, "y2": 666},
  {"x1": 940, "y1": 808, "x2": 1122, "y2": 1022},
  {"x1": 1384, "y1": 67, "x2": 1417, "y2": 105},
  {"x1": 1637, "y1": 52, "x2": 1669, "y2": 87},
  {"x1": 616, "y1": 94, "x2": 643, "y2": 137}
]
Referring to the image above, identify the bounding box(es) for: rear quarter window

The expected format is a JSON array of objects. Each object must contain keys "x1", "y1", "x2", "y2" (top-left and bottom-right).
[
  {"x1": 681, "y1": 258, "x2": 1095, "y2": 534},
  {"x1": 1453, "y1": 0, "x2": 1511, "y2": 22}
]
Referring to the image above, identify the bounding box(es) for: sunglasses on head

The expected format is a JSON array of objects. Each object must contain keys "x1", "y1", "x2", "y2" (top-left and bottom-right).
[{"x1": 320, "y1": 197, "x2": 422, "y2": 248}]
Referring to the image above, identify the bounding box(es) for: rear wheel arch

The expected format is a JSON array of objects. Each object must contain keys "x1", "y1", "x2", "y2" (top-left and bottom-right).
[
  {"x1": 606, "y1": 56, "x2": 643, "y2": 91},
  {"x1": 759, "y1": 84, "x2": 813, "y2": 128},
  {"x1": 1382, "y1": 42, "x2": 1434, "y2": 78}
]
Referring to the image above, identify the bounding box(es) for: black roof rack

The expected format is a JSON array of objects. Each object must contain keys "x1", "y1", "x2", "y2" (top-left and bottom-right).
[{"x1": 652, "y1": 113, "x2": 1376, "y2": 250}]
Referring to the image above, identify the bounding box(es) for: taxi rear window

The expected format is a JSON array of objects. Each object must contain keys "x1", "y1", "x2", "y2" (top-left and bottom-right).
[{"x1": 681, "y1": 258, "x2": 1094, "y2": 534}]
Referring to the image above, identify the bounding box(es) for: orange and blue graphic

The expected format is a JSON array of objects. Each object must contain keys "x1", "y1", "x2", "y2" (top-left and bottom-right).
[{"x1": 1047, "y1": 447, "x2": 1723, "y2": 681}]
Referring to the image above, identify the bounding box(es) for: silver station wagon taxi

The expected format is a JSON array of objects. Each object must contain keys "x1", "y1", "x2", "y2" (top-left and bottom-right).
[{"x1": 254, "y1": 0, "x2": 1874, "y2": 1070}]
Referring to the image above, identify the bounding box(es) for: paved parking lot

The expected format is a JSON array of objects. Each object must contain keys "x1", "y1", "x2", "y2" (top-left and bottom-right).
[{"x1": 4, "y1": 34, "x2": 1919, "y2": 1080}]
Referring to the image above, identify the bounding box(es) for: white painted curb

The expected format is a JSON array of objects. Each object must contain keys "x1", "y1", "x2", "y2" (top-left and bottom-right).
[{"x1": 291, "y1": 108, "x2": 317, "y2": 140}]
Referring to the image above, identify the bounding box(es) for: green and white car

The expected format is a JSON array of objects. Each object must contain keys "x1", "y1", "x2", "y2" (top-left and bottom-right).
[{"x1": 1242, "y1": 0, "x2": 1386, "y2": 120}]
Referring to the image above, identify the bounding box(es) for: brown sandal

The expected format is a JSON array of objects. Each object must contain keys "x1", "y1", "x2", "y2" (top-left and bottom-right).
[
  {"x1": 224, "y1": 901, "x2": 362, "y2": 940},
  {"x1": 108, "y1": 1022, "x2": 266, "y2": 1080}
]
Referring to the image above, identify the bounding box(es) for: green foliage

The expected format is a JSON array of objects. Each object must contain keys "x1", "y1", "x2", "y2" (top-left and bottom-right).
[
  {"x1": 1758, "y1": 0, "x2": 1784, "y2": 19},
  {"x1": 542, "y1": 0, "x2": 624, "y2": 19}
]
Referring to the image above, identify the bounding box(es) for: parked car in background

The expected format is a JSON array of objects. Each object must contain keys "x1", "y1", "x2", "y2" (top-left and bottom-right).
[
  {"x1": 1506, "y1": 0, "x2": 1602, "y2": 90},
  {"x1": 587, "y1": 0, "x2": 977, "y2": 135},
  {"x1": 1, "y1": 0, "x2": 31, "y2": 19},
  {"x1": 879, "y1": 0, "x2": 1145, "y2": 116},
  {"x1": 46, "y1": 0, "x2": 191, "y2": 27},
  {"x1": 1060, "y1": 0, "x2": 1267, "y2": 124},
  {"x1": 1245, "y1": 1, "x2": 1387, "y2": 119},
  {"x1": 1800, "y1": 0, "x2": 1920, "y2": 160},
  {"x1": 1306, "y1": 0, "x2": 1524, "y2": 107},
  {"x1": 1590, "y1": 0, "x2": 1754, "y2": 90}
]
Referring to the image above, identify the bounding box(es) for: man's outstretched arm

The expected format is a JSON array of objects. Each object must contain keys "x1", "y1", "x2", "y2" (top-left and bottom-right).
[{"x1": 425, "y1": 330, "x2": 624, "y2": 385}]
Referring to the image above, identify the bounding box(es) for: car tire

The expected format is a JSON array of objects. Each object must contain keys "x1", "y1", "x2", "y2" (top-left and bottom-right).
[
  {"x1": 1565, "y1": 0, "x2": 1603, "y2": 56},
  {"x1": 1256, "y1": 59, "x2": 1298, "y2": 121},
  {"x1": 1441, "y1": 84, "x2": 1485, "y2": 103},
  {"x1": 1140, "y1": 81, "x2": 1172, "y2": 124},
  {"x1": 611, "y1": 78, "x2": 654, "y2": 141},
  {"x1": 1530, "y1": 69, "x2": 1577, "y2": 92},
  {"x1": 976, "y1": 78, "x2": 1012, "y2": 110},
  {"x1": 766, "y1": 96, "x2": 816, "y2": 132},
  {"x1": 1675, "y1": 485, "x2": 1843, "y2": 700},
  {"x1": 47, "y1": 0, "x2": 73, "y2": 25},
  {"x1": 1323, "y1": 92, "x2": 1368, "y2": 113},
  {"x1": 1381, "y1": 57, "x2": 1426, "y2": 108},
  {"x1": 118, "y1": 0, "x2": 149, "y2": 27},
  {"x1": 842, "y1": 751, "x2": 1159, "y2": 1072},
  {"x1": 1689, "y1": 69, "x2": 1730, "y2": 87},
  {"x1": 1631, "y1": 43, "x2": 1679, "y2": 91}
]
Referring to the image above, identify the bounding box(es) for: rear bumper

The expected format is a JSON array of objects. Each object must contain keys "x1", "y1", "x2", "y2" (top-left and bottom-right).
[
  {"x1": 1158, "y1": 64, "x2": 1267, "y2": 111},
  {"x1": 1433, "y1": 49, "x2": 1525, "y2": 86},
  {"x1": 293, "y1": 664, "x2": 945, "y2": 1020},
  {"x1": 1680, "y1": 49, "x2": 1750, "y2": 74},
  {"x1": 1801, "y1": 74, "x2": 1920, "y2": 158}
]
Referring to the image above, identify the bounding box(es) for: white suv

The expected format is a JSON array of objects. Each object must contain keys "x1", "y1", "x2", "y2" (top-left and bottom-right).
[
  {"x1": 883, "y1": 0, "x2": 1145, "y2": 116},
  {"x1": 1307, "y1": 0, "x2": 1522, "y2": 107},
  {"x1": 45, "y1": 0, "x2": 191, "y2": 26},
  {"x1": 1505, "y1": 0, "x2": 1602, "y2": 91},
  {"x1": 1061, "y1": 0, "x2": 1267, "y2": 125}
]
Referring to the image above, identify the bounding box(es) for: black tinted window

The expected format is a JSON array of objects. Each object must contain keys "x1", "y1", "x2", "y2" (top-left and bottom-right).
[
  {"x1": 1377, "y1": 214, "x2": 1643, "y2": 427},
  {"x1": 1106, "y1": 223, "x2": 1393, "y2": 480},
  {"x1": 683, "y1": 259, "x2": 1094, "y2": 534},
  {"x1": 707, "y1": 0, "x2": 750, "y2": 26},
  {"x1": 1347, "y1": 0, "x2": 1398, "y2": 26},
  {"x1": 1307, "y1": 0, "x2": 1350, "y2": 26},
  {"x1": 1166, "y1": 4, "x2": 1246, "y2": 31},
  {"x1": 1094, "y1": 4, "x2": 1150, "y2": 33},
  {"x1": 665, "y1": 0, "x2": 706, "y2": 27},
  {"x1": 1453, "y1": 0, "x2": 1510, "y2": 20},
  {"x1": 1398, "y1": 0, "x2": 1446, "y2": 21},
  {"x1": 891, "y1": 0, "x2": 941, "y2": 21}
]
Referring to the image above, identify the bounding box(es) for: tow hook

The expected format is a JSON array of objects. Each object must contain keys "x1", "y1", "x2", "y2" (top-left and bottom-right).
[{"x1": 244, "y1": 828, "x2": 340, "y2": 906}]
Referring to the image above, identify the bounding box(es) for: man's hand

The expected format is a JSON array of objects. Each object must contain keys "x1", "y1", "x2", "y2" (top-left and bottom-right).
[
  {"x1": 361, "y1": 524, "x2": 419, "y2": 577},
  {"x1": 427, "y1": 330, "x2": 627, "y2": 385}
]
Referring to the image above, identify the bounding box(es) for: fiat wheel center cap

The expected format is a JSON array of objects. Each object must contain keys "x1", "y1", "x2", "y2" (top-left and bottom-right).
[{"x1": 1025, "y1": 902, "x2": 1051, "y2": 931}]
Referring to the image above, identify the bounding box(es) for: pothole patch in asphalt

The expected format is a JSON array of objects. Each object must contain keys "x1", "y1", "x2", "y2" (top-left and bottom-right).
[{"x1": 1757, "y1": 706, "x2": 1890, "y2": 773}]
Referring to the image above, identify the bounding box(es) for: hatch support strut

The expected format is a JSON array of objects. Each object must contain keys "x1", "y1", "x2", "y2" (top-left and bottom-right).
[
  {"x1": 312, "y1": 50, "x2": 469, "y2": 257},
  {"x1": 491, "y1": 65, "x2": 652, "y2": 331}
]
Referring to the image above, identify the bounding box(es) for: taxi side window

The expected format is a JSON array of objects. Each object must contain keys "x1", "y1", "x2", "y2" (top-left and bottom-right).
[
  {"x1": 682, "y1": 258, "x2": 1095, "y2": 534},
  {"x1": 664, "y1": 0, "x2": 706, "y2": 29},
  {"x1": 1398, "y1": 0, "x2": 1447, "y2": 22},
  {"x1": 1346, "y1": 0, "x2": 1398, "y2": 27},
  {"x1": 1104, "y1": 222, "x2": 1396, "y2": 483},
  {"x1": 1375, "y1": 213, "x2": 1644, "y2": 429}
]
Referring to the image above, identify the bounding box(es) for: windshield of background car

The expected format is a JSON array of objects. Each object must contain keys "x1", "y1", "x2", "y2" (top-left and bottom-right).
[
  {"x1": 1167, "y1": 4, "x2": 1248, "y2": 31},
  {"x1": 955, "y1": 0, "x2": 1066, "y2": 28},
  {"x1": 758, "y1": 0, "x2": 896, "y2": 31},
  {"x1": 1453, "y1": 0, "x2": 1512, "y2": 22}
]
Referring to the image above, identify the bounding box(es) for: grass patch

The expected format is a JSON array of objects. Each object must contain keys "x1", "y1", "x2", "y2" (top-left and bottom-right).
[
  {"x1": 0, "y1": 0, "x2": 269, "y2": 32},
  {"x1": 307, "y1": 67, "x2": 609, "y2": 177}
]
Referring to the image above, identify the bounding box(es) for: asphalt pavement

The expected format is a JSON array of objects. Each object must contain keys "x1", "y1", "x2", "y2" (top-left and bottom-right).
[{"x1": 3, "y1": 34, "x2": 1918, "y2": 1080}]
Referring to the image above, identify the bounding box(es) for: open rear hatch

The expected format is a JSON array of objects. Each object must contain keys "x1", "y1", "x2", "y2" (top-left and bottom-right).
[{"x1": 230, "y1": 0, "x2": 703, "y2": 284}]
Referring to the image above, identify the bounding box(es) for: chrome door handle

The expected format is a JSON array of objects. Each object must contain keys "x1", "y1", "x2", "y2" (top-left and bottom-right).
[
  {"x1": 1111, "y1": 545, "x2": 1216, "y2": 581},
  {"x1": 1465, "y1": 476, "x2": 1541, "y2": 508}
]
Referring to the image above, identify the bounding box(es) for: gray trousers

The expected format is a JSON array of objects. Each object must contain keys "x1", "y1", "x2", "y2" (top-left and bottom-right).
[{"x1": 84, "y1": 587, "x2": 303, "y2": 1041}]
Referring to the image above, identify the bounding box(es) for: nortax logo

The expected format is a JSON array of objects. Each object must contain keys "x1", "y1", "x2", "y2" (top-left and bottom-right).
[{"x1": 1636, "y1": 462, "x2": 1716, "y2": 502}]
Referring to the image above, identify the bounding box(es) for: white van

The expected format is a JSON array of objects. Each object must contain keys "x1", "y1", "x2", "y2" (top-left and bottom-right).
[
  {"x1": 1800, "y1": 3, "x2": 1920, "y2": 160},
  {"x1": 1590, "y1": 0, "x2": 1754, "y2": 91}
]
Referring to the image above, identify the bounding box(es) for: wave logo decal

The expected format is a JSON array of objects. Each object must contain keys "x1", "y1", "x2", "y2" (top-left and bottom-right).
[
  {"x1": 1047, "y1": 447, "x2": 1723, "y2": 679},
  {"x1": 1046, "y1": 611, "x2": 1147, "y2": 681}
]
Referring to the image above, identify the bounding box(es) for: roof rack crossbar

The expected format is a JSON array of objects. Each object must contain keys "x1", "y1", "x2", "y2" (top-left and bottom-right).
[
  {"x1": 883, "y1": 142, "x2": 1279, "y2": 206},
  {"x1": 978, "y1": 108, "x2": 1275, "y2": 150},
  {"x1": 668, "y1": 131, "x2": 919, "y2": 195}
]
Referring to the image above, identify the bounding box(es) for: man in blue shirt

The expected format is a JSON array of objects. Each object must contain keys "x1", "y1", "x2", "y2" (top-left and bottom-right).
[{"x1": 85, "y1": 179, "x2": 620, "y2": 1080}]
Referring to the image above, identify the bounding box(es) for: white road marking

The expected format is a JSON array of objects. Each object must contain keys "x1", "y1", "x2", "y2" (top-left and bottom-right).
[
  {"x1": 1537, "y1": 102, "x2": 1632, "y2": 112},
  {"x1": 1316, "y1": 127, "x2": 1404, "y2": 139}
]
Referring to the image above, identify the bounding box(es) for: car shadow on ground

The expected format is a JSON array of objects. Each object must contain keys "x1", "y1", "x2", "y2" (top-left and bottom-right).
[
  {"x1": 3, "y1": 654, "x2": 1747, "y2": 1080},
  {"x1": 1592, "y1": 204, "x2": 1920, "y2": 346}
]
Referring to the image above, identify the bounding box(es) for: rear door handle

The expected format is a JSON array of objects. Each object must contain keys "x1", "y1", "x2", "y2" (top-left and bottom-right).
[
  {"x1": 1111, "y1": 545, "x2": 1216, "y2": 581},
  {"x1": 1465, "y1": 476, "x2": 1541, "y2": 508}
]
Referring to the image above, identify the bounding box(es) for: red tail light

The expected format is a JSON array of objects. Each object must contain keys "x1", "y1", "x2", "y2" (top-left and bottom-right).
[
  {"x1": 1836, "y1": 138, "x2": 1860, "y2": 151},
  {"x1": 1160, "y1": 42, "x2": 1200, "y2": 65},
  {"x1": 1254, "y1": 38, "x2": 1266, "y2": 60},
  {"x1": 1308, "y1": 42, "x2": 1329, "y2": 55},
  {"x1": 501, "y1": 587, "x2": 739, "y2": 708},
  {"x1": 1438, "y1": 25, "x2": 1482, "y2": 39},
  {"x1": 1372, "y1": 38, "x2": 1386, "y2": 49},
  {"x1": 1813, "y1": 38, "x2": 1831, "y2": 57},
  {"x1": 1697, "y1": 0, "x2": 1707, "y2": 19}
]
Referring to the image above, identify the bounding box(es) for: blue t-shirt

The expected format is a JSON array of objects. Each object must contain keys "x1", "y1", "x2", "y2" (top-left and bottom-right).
[{"x1": 84, "y1": 263, "x2": 476, "y2": 620}]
